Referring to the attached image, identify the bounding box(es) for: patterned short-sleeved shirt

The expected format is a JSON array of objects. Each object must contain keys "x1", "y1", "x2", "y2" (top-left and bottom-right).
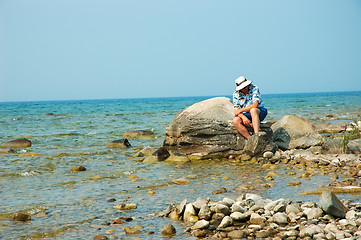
[{"x1": 233, "y1": 84, "x2": 265, "y2": 109}]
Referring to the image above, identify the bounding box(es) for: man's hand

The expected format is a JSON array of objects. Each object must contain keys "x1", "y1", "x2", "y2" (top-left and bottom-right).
[{"x1": 241, "y1": 115, "x2": 251, "y2": 126}]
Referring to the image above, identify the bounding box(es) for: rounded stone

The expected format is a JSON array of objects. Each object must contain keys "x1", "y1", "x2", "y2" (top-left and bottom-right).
[{"x1": 161, "y1": 223, "x2": 176, "y2": 236}]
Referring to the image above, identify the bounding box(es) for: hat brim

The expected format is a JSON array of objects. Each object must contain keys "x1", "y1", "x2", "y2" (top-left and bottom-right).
[{"x1": 236, "y1": 80, "x2": 252, "y2": 91}]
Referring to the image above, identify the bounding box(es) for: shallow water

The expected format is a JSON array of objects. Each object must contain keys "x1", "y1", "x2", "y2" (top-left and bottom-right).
[{"x1": 1, "y1": 92, "x2": 361, "y2": 239}]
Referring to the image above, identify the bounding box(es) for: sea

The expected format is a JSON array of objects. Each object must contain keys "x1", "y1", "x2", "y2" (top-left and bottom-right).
[{"x1": 1, "y1": 91, "x2": 361, "y2": 239}]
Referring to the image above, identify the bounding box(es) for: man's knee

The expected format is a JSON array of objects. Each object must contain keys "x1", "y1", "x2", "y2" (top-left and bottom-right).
[
  {"x1": 250, "y1": 107, "x2": 260, "y2": 116},
  {"x1": 233, "y1": 116, "x2": 242, "y2": 126}
]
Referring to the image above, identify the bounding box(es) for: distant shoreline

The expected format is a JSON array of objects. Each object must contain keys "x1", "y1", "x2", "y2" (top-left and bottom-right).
[{"x1": 1, "y1": 90, "x2": 361, "y2": 104}]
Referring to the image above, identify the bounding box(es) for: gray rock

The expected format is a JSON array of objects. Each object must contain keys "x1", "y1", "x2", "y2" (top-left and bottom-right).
[
  {"x1": 231, "y1": 203, "x2": 246, "y2": 213},
  {"x1": 249, "y1": 213, "x2": 265, "y2": 224},
  {"x1": 303, "y1": 207, "x2": 324, "y2": 220},
  {"x1": 163, "y1": 97, "x2": 273, "y2": 156},
  {"x1": 286, "y1": 204, "x2": 302, "y2": 214},
  {"x1": 218, "y1": 216, "x2": 233, "y2": 228},
  {"x1": 193, "y1": 197, "x2": 209, "y2": 210},
  {"x1": 184, "y1": 203, "x2": 197, "y2": 221},
  {"x1": 222, "y1": 197, "x2": 235, "y2": 207},
  {"x1": 244, "y1": 132, "x2": 269, "y2": 155},
  {"x1": 177, "y1": 199, "x2": 187, "y2": 215},
  {"x1": 264, "y1": 198, "x2": 286, "y2": 212},
  {"x1": 321, "y1": 138, "x2": 343, "y2": 154},
  {"x1": 347, "y1": 138, "x2": 361, "y2": 154},
  {"x1": 271, "y1": 115, "x2": 323, "y2": 150},
  {"x1": 299, "y1": 224, "x2": 324, "y2": 238},
  {"x1": 230, "y1": 212, "x2": 247, "y2": 222},
  {"x1": 345, "y1": 210, "x2": 357, "y2": 220},
  {"x1": 198, "y1": 204, "x2": 212, "y2": 220},
  {"x1": 263, "y1": 151, "x2": 274, "y2": 159},
  {"x1": 273, "y1": 212, "x2": 289, "y2": 225},
  {"x1": 319, "y1": 190, "x2": 348, "y2": 218},
  {"x1": 216, "y1": 203, "x2": 231, "y2": 215},
  {"x1": 191, "y1": 220, "x2": 210, "y2": 230}
]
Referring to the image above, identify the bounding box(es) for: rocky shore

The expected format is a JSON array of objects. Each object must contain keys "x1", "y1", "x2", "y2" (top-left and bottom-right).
[{"x1": 160, "y1": 190, "x2": 361, "y2": 239}]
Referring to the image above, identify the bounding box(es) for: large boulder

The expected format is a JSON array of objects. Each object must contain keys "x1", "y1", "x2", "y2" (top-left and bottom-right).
[
  {"x1": 271, "y1": 115, "x2": 323, "y2": 150},
  {"x1": 163, "y1": 97, "x2": 273, "y2": 157}
]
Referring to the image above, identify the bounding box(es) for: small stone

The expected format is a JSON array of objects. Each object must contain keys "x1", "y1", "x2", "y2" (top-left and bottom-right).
[
  {"x1": 94, "y1": 236, "x2": 108, "y2": 240},
  {"x1": 161, "y1": 223, "x2": 176, "y2": 236},
  {"x1": 193, "y1": 230, "x2": 207, "y2": 237},
  {"x1": 263, "y1": 151, "x2": 274, "y2": 159},
  {"x1": 227, "y1": 230, "x2": 246, "y2": 239},
  {"x1": 123, "y1": 226, "x2": 141, "y2": 234},
  {"x1": 171, "y1": 178, "x2": 191, "y2": 185},
  {"x1": 71, "y1": 165, "x2": 87, "y2": 172},
  {"x1": 191, "y1": 220, "x2": 210, "y2": 230},
  {"x1": 273, "y1": 212, "x2": 289, "y2": 225},
  {"x1": 303, "y1": 207, "x2": 324, "y2": 220},
  {"x1": 230, "y1": 212, "x2": 247, "y2": 222},
  {"x1": 184, "y1": 203, "x2": 197, "y2": 222},
  {"x1": 256, "y1": 230, "x2": 271, "y2": 238},
  {"x1": 215, "y1": 203, "x2": 231, "y2": 215},
  {"x1": 12, "y1": 212, "x2": 31, "y2": 222},
  {"x1": 114, "y1": 203, "x2": 137, "y2": 210},
  {"x1": 249, "y1": 213, "x2": 265, "y2": 224},
  {"x1": 212, "y1": 187, "x2": 227, "y2": 194},
  {"x1": 218, "y1": 216, "x2": 233, "y2": 228},
  {"x1": 198, "y1": 204, "x2": 212, "y2": 220},
  {"x1": 286, "y1": 204, "x2": 302, "y2": 214},
  {"x1": 231, "y1": 203, "x2": 246, "y2": 213},
  {"x1": 107, "y1": 198, "x2": 116, "y2": 202},
  {"x1": 193, "y1": 197, "x2": 209, "y2": 210}
]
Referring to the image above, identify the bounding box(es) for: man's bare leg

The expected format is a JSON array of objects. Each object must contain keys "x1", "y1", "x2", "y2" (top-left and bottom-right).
[
  {"x1": 250, "y1": 108, "x2": 261, "y2": 133},
  {"x1": 232, "y1": 117, "x2": 251, "y2": 139}
]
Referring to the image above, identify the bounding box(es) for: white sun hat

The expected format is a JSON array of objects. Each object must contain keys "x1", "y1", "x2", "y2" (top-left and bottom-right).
[{"x1": 235, "y1": 76, "x2": 252, "y2": 91}]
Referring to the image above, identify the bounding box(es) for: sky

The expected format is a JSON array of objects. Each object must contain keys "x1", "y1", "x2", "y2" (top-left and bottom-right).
[{"x1": 1, "y1": 0, "x2": 361, "y2": 102}]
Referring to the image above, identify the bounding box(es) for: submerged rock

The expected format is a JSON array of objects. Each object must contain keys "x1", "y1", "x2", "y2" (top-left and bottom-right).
[
  {"x1": 71, "y1": 166, "x2": 87, "y2": 172},
  {"x1": 122, "y1": 130, "x2": 155, "y2": 138},
  {"x1": 107, "y1": 139, "x2": 131, "y2": 148},
  {"x1": 143, "y1": 147, "x2": 170, "y2": 162},
  {"x1": 12, "y1": 212, "x2": 31, "y2": 222},
  {"x1": 2, "y1": 138, "x2": 32, "y2": 148},
  {"x1": 0, "y1": 148, "x2": 16, "y2": 153}
]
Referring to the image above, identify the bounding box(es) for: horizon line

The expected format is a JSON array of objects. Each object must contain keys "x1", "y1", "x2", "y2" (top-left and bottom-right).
[{"x1": 1, "y1": 90, "x2": 361, "y2": 104}]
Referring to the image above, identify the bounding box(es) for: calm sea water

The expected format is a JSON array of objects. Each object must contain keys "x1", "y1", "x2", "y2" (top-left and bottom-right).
[{"x1": 1, "y1": 91, "x2": 360, "y2": 239}]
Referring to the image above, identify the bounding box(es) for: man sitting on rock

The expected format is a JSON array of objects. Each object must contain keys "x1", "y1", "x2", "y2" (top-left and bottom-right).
[{"x1": 232, "y1": 76, "x2": 267, "y2": 139}]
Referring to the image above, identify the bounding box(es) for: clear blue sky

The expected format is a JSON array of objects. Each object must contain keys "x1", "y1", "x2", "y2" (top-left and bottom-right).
[{"x1": 1, "y1": 0, "x2": 360, "y2": 102}]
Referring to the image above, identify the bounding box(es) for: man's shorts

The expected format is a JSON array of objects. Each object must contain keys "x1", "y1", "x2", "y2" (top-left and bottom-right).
[{"x1": 243, "y1": 107, "x2": 268, "y2": 122}]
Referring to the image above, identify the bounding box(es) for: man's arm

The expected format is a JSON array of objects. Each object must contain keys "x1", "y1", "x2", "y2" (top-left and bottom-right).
[{"x1": 235, "y1": 101, "x2": 259, "y2": 115}]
